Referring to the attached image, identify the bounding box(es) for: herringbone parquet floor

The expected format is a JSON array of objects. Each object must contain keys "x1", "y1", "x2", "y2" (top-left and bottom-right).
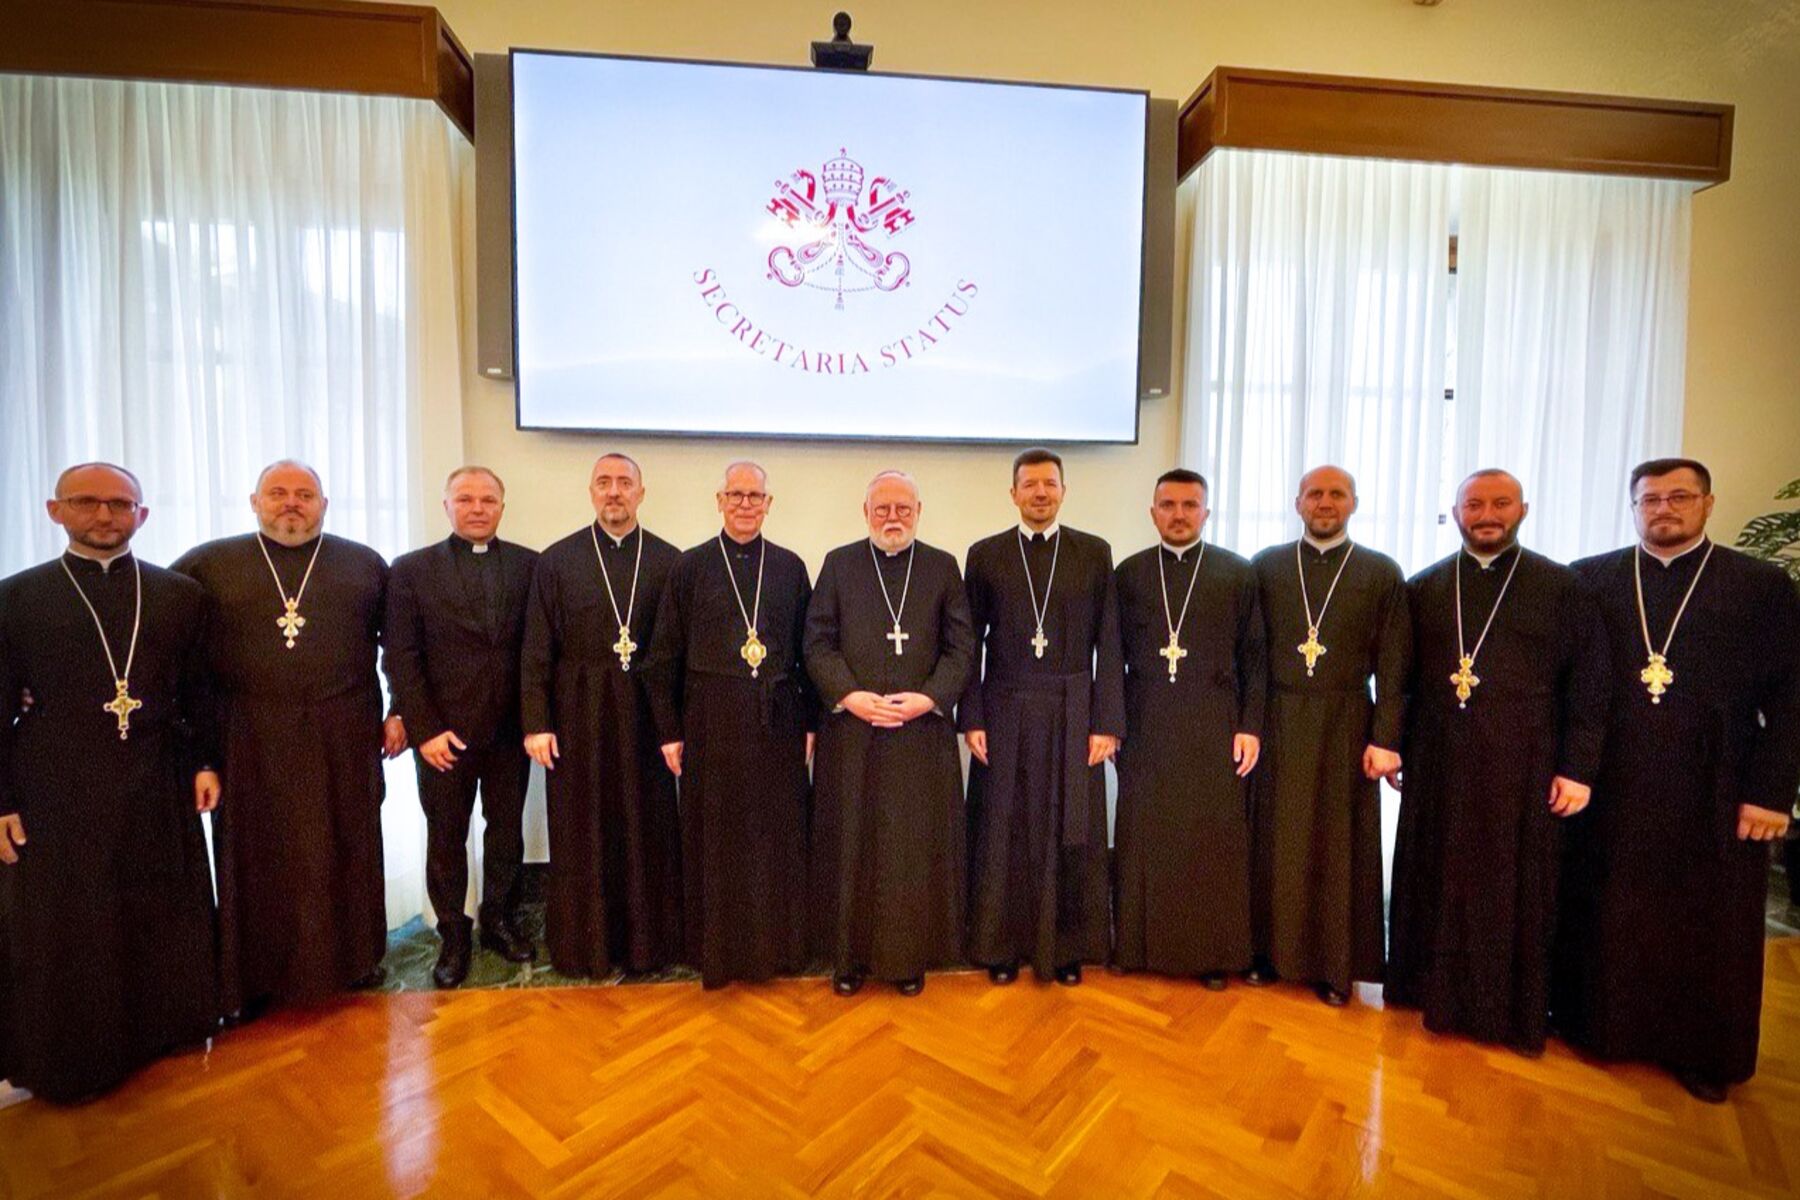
[{"x1": 5, "y1": 940, "x2": 1799, "y2": 1199}]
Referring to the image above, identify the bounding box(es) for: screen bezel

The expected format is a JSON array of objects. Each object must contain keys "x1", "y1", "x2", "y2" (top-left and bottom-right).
[{"x1": 509, "y1": 47, "x2": 1150, "y2": 446}]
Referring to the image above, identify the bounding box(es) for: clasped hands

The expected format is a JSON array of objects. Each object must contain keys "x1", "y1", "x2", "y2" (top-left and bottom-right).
[{"x1": 842, "y1": 690, "x2": 936, "y2": 728}]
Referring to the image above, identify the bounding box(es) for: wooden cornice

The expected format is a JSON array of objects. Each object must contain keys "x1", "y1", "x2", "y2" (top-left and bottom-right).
[
  {"x1": 1178, "y1": 67, "x2": 1732, "y2": 187},
  {"x1": 0, "y1": 0, "x2": 474, "y2": 139}
]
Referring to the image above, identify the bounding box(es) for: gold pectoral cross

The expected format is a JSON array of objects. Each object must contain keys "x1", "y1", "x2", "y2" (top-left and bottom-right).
[
  {"x1": 1449, "y1": 655, "x2": 1480, "y2": 708},
  {"x1": 1640, "y1": 652, "x2": 1674, "y2": 704},
  {"x1": 276, "y1": 598, "x2": 306, "y2": 649},
  {"x1": 103, "y1": 679, "x2": 142, "y2": 740},
  {"x1": 1297, "y1": 626, "x2": 1326, "y2": 677},
  {"x1": 887, "y1": 621, "x2": 909, "y2": 656},
  {"x1": 613, "y1": 625, "x2": 637, "y2": 672},
  {"x1": 1030, "y1": 627, "x2": 1049, "y2": 659},
  {"x1": 1159, "y1": 632, "x2": 1187, "y2": 682},
  {"x1": 740, "y1": 629, "x2": 767, "y2": 678}
]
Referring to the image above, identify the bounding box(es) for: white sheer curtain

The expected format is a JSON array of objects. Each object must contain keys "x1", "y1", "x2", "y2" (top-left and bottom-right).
[
  {"x1": 1453, "y1": 168, "x2": 1692, "y2": 562},
  {"x1": 0, "y1": 74, "x2": 470, "y2": 928},
  {"x1": 1180, "y1": 150, "x2": 1455, "y2": 569},
  {"x1": 1178, "y1": 148, "x2": 1694, "y2": 574}
]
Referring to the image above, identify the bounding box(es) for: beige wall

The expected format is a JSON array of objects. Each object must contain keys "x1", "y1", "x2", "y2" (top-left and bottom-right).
[{"x1": 433, "y1": 0, "x2": 1800, "y2": 568}]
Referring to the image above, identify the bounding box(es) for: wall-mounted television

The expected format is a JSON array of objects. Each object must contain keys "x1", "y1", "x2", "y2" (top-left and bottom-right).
[{"x1": 511, "y1": 50, "x2": 1149, "y2": 443}]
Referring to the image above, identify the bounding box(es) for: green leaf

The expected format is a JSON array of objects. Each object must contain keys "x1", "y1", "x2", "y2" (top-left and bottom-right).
[{"x1": 1775, "y1": 478, "x2": 1800, "y2": 501}]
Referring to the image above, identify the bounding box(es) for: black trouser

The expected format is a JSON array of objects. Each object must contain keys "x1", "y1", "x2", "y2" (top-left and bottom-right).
[{"x1": 415, "y1": 738, "x2": 528, "y2": 935}]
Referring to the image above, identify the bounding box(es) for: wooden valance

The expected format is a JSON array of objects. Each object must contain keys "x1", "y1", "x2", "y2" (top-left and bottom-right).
[
  {"x1": 1178, "y1": 67, "x2": 1732, "y2": 187},
  {"x1": 0, "y1": 0, "x2": 473, "y2": 139}
]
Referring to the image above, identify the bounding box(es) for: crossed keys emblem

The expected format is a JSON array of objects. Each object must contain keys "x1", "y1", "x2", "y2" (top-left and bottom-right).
[{"x1": 767, "y1": 148, "x2": 914, "y2": 309}]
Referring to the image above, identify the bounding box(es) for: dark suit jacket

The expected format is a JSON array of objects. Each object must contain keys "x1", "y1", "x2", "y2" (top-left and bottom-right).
[{"x1": 385, "y1": 535, "x2": 538, "y2": 750}]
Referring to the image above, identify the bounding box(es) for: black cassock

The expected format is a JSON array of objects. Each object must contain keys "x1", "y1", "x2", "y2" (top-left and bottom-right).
[
  {"x1": 1114, "y1": 542, "x2": 1267, "y2": 976},
  {"x1": 1556, "y1": 542, "x2": 1800, "y2": 1085},
  {"x1": 521, "y1": 523, "x2": 683, "y2": 975},
  {"x1": 804, "y1": 539, "x2": 974, "y2": 982},
  {"x1": 1250, "y1": 539, "x2": 1409, "y2": 994},
  {"x1": 961, "y1": 526, "x2": 1125, "y2": 979},
  {"x1": 1388, "y1": 545, "x2": 1607, "y2": 1052},
  {"x1": 0, "y1": 553, "x2": 216, "y2": 1102},
  {"x1": 173, "y1": 533, "x2": 389, "y2": 1011},
  {"x1": 648, "y1": 533, "x2": 817, "y2": 988}
]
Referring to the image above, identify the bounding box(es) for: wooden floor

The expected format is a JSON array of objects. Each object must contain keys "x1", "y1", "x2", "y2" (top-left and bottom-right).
[{"x1": 5, "y1": 942, "x2": 1800, "y2": 1199}]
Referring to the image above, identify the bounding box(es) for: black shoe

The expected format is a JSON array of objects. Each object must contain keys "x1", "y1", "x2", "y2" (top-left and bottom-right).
[
  {"x1": 1316, "y1": 983, "x2": 1348, "y2": 1008},
  {"x1": 832, "y1": 971, "x2": 865, "y2": 997},
  {"x1": 349, "y1": 966, "x2": 387, "y2": 991},
  {"x1": 988, "y1": 961, "x2": 1019, "y2": 986},
  {"x1": 479, "y1": 920, "x2": 536, "y2": 964},
  {"x1": 433, "y1": 925, "x2": 472, "y2": 989},
  {"x1": 896, "y1": 976, "x2": 925, "y2": 997},
  {"x1": 1677, "y1": 1072, "x2": 1729, "y2": 1104},
  {"x1": 1199, "y1": 971, "x2": 1228, "y2": 992},
  {"x1": 1054, "y1": 963, "x2": 1083, "y2": 987},
  {"x1": 1243, "y1": 966, "x2": 1276, "y2": 987}
]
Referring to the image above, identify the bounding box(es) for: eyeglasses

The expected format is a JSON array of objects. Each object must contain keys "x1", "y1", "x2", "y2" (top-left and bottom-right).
[
  {"x1": 59, "y1": 497, "x2": 140, "y2": 516},
  {"x1": 721, "y1": 490, "x2": 769, "y2": 508},
  {"x1": 1633, "y1": 491, "x2": 1705, "y2": 512},
  {"x1": 871, "y1": 504, "x2": 916, "y2": 520}
]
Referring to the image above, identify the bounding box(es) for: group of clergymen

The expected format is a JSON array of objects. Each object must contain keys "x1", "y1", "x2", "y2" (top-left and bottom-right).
[{"x1": 1, "y1": 450, "x2": 1797, "y2": 1108}]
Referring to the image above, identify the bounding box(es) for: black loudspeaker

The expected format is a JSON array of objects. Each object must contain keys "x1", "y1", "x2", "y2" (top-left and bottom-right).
[
  {"x1": 1138, "y1": 97, "x2": 1177, "y2": 401},
  {"x1": 475, "y1": 52, "x2": 514, "y2": 382}
]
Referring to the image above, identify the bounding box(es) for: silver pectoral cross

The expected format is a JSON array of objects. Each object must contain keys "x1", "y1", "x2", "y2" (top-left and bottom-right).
[
  {"x1": 886, "y1": 621, "x2": 909, "y2": 656},
  {"x1": 1030, "y1": 626, "x2": 1048, "y2": 659}
]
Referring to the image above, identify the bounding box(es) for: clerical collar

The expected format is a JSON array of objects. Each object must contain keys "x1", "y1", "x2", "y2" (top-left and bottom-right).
[
  {"x1": 63, "y1": 547, "x2": 133, "y2": 573},
  {"x1": 597, "y1": 522, "x2": 636, "y2": 549},
  {"x1": 871, "y1": 537, "x2": 915, "y2": 558},
  {"x1": 1161, "y1": 539, "x2": 1202, "y2": 561},
  {"x1": 1302, "y1": 532, "x2": 1349, "y2": 554},
  {"x1": 450, "y1": 533, "x2": 494, "y2": 555},
  {"x1": 721, "y1": 531, "x2": 763, "y2": 551},
  {"x1": 1462, "y1": 543, "x2": 1519, "y2": 570},
  {"x1": 1643, "y1": 536, "x2": 1709, "y2": 567},
  {"x1": 1018, "y1": 521, "x2": 1060, "y2": 542}
]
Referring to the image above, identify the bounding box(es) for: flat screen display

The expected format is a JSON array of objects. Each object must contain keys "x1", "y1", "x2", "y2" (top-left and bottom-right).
[{"x1": 511, "y1": 50, "x2": 1147, "y2": 443}]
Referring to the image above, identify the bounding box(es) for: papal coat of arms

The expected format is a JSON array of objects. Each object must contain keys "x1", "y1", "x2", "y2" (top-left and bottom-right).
[{"x1": 766, "y1": 148, "x2": 914, "y2": 309}]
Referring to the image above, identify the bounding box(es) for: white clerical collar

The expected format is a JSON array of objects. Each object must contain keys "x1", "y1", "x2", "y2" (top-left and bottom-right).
[
  {"x1": 470, "y1": 539, "x2": 491, "y2": 554},
  {"x1": 65, "y1": 547, "x2": 132, "y2": 572},
  {"x1": 1302, "y1": 532, "x2": 1349, "y2": 554},
  {"x1": 872, "y1": 538, "x2": 915, "y2": 558},
  {"x1": 1019, "y1": 521, "x2": 1060, "y2": 542},
  {"x1": 600, "y1": 523, "x2": 635, "y2": 548},
  {"x1": 1464, "y1": 544, "x2": 1517, "y2": 570},
  {"x1": 1162, "y1": 539, "x2": 1203, "y2": 561},
  {"x1": 1643, "y1": 536, "x2": 1708, "y2": 566}
]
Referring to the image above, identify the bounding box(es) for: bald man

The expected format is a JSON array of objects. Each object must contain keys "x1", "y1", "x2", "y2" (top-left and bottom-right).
[
  {"x1": 174, "y1": 460, "x2": 404, "y2": 1018},
  {"x1": 647, "y1": 461, "x2": 818, "y2": 988},
  {"x1": 1387, "y1": 469, "x2": 1608, "y2": 1056},
  {"x1": 1249, "y1": 466, "x2": 1410, "y2": 1006},
  {"x1": 805, "y1": 471, "x2": 974, "y2": 997},
  {"x1": 1, "y1": 464, "x2": 217, "y2": 1102},
  {"x1": 520, "y1": 453, "x2": 683, "y2": 977}
]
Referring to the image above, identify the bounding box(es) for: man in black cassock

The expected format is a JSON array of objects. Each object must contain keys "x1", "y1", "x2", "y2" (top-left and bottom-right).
[
  {"x1": 1557, "y1": 458, "x2": 1800, "y2": 1102},
  {"x1": 386, "y1": 466, "x2": 538, "y2": 988},
  {"x1": 1387, "y1": 469, "x2": 1608, "y2": 1055},
  {"x1": 1113, "y1": 469, "x2": 1266, "y2": 988},
  {"x1": 173, "y1": 460, "x2": 405, "y2": 1017},
  {"x1": 0, "y1": 464, "x2": 217, "y2": 1103},
  {"x1": 805, "y1": 470, "x2": 974, "y2": 997},
  {"x1": 648, "y1": 460, "x2": 816, "y2": 989},
  {"x1": 521, "y1": 453, "x2": 682, "y2": 977},
  {"x1": 962, "y1": 448, "x2": 1124, "y2": 986},
  {"x1": 1249, "y1": 466, "x2": 1410, "y2": 1006}
]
